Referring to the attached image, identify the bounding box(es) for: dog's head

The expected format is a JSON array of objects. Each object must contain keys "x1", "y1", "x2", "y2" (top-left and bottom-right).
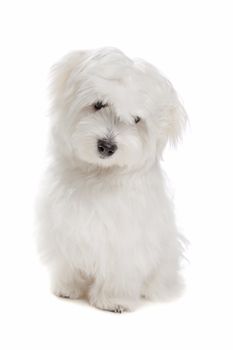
[{"x1": 50, "y1": 48, "x2": 187, "y2": 170}]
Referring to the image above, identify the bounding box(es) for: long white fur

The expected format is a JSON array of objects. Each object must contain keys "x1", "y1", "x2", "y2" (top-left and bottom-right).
[{"x1": 37, "y1": 47, "x2": 187, "y2": 312}]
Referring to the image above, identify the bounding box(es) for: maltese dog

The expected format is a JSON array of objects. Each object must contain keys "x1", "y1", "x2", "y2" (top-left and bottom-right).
[{"x1": 37, "y1": 47, "x2": 187, "y2": 312}]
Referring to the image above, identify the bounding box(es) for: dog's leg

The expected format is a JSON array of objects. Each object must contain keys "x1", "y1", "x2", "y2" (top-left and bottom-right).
[
  {"x1": 142, "y1": 232, "x2": 185, "y2": 302},
  {"x1": 50, "y1": 261, "x2": 88, "y2": 300},
  {"x1": 141, "y1": 260, "x2": 184, "y2": 301},
  {"x1": 88, "y1": 278, "x2": 139, "y2": 313}
]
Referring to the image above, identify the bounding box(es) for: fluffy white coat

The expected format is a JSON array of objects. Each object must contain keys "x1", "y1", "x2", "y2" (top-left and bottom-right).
[{"x1": 37, "y1": 47, "x2": 187, "y2": 312}]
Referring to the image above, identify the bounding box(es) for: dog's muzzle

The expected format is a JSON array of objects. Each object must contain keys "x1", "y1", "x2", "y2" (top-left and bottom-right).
[{"x1": 97, "y1": 139, "x2": 117, "y2": 158}]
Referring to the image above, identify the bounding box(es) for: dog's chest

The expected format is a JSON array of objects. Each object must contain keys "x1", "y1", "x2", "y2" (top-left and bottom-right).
[
  {"x1": 75, "y1": 180, "x2": 155, "y2": 232},
  {"x1": 55, "y1": 173, "x2": 166, "y2": 272}
]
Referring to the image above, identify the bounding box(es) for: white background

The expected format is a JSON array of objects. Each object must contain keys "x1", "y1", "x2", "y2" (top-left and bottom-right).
[{"x1": 0, "y1": 1, "x2": 232, "y2": 349}]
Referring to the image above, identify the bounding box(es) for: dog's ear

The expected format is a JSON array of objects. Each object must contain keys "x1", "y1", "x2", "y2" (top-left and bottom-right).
[
  {"x1": 135, "y1": 60, "x2": 187, "y2": 157},
  {"x1": 50, "y1": 51, "x2": 88, "y2": 111},
  {"x1": 156, "y1": 84, "x2": 187, "y2": 156}
]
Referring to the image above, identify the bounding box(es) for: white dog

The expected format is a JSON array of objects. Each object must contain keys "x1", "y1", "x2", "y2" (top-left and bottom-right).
[{"x1": 37, "y1": 47, "x2": 187, "y2": 312}]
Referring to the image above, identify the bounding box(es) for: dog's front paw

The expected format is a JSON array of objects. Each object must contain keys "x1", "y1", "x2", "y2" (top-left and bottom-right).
[
  {"x1": 52, "y1": 283, "x2": 84, "y2": 300},
  {"x1": 53, "y1": 289, "x2": 81, "y2": 300},
  {"x1": 90, "y1": 298, "x2": 135, "y2": 313}
]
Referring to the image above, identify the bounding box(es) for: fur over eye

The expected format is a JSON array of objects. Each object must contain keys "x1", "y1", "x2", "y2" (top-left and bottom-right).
[
  {"x1": 134, "y1": 116, "x2": 141, "y2": 124},
  {"x1": 94, "y1": 101, "x2": 107, "y2": 110}
]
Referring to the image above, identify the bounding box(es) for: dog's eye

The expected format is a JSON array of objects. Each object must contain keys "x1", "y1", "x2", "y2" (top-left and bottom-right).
[
  {"x1": 134, "y1": 116, "x2": 141, "y2": 124},
  {"x1": 94, "y1": 101, "x2": 107, "y2": 111}
]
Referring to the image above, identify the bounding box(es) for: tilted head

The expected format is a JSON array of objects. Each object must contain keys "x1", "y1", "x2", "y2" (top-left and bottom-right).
[{"x1": 50, "y1": 48, "x2": 187, "y2": 170}]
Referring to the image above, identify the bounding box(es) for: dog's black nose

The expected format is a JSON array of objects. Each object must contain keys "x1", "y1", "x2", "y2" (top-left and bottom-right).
[{"x1": 97, "y1": 139, "x2": 117, "y2": 158}]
